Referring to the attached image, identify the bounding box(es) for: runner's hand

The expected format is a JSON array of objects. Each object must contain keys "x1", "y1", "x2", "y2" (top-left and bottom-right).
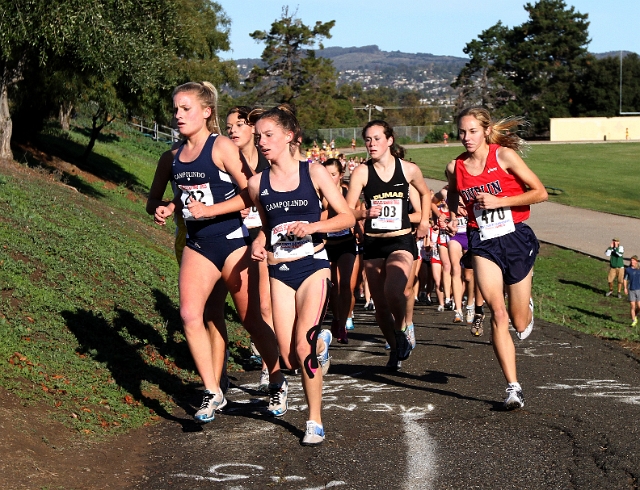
[{"x1": 154, "y1": 205, "x2": 173, "y2": 226}]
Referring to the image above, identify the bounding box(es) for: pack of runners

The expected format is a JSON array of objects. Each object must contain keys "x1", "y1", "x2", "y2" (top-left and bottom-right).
[{"x1": 147, "y1": 82, "x2": 548, "y2": 445}]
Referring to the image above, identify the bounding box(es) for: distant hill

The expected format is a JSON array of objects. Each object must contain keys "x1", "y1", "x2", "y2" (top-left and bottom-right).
[
  {"x1": 230, "y1": 47, "x2": 638, "y2": 102},
  {"x1": 316, "y1": 45, "x2": 467, "y2": 72},
  {"x1": 233, "y1": 45, "x2": 468, "y2": 76}
]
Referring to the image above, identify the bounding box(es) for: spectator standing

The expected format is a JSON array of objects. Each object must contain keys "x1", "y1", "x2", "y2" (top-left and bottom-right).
[
  {"x1": 605, "y1": 238, "x2": 625, "y2": 298},
  {"x1": 624, "y1": 255, "x2": 640, "y2": 327}
]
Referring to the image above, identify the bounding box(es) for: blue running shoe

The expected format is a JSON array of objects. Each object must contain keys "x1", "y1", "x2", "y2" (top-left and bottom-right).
[
  {"x1": 345, "y1": 317, "x2": 355, "y2": 330},
  {"x1": 194, "y1": 390, "x2": 227, "y2": 423},
  {"x1": 395, "y1": 328, "x2": 412, "y2": 361},
  {"x1": 301, "y1": 420, "x2": 325, "y2": 446},
  {"x1": 405, "y1": 323, "x2": 416, "y2": 349},
  {"x1": 317, "y1": 329, "x2": 332, "y2": 376}
]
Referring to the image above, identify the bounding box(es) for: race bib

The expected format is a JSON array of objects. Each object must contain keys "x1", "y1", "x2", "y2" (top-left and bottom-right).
[
  {"x1": 370, "y1": 199, "x2": 402, "y2": 230},
  {"x1": 473, "y1": 204, "x2": 515, "y2": 241},
  {"x1": 180, "y1": 183, "x2": 214, "y2": 221},
  {"x1": 270, "y1": 221, "x2": 314, "y2": 259},
  {"x1": 456, "y1": 216, "x2": 468, "y2": 234},
  {"x1": 243, "y1": 207, "x2": 262, "y2": 228}
]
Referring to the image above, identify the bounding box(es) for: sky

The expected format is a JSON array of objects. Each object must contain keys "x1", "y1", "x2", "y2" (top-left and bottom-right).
[{"x1": 218, "y1": 0, "x2": 640, "y2": 61}]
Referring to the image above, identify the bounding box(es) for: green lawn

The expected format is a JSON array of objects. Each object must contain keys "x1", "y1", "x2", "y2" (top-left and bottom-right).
[{"x1": 404, "y1": 142, "x2": 640, "y2": 218}]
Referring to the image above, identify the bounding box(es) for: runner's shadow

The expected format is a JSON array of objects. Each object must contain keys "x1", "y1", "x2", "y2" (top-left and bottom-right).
[
  {"x1": 328, "y1": 362, "x2": 494, "y2": 406},
  {"x1": 559, "y1": 279, "x2": 605, "y2": 295},
  {"x1": 63, "y1": 308, "x2": 202, "y2": 432},
  {"x1": 568, "y1": 306, "x2": 615, "y2": 321}
]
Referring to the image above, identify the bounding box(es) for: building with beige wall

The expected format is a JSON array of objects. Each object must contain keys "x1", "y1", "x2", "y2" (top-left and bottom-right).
[{"x1": 550, "y1": 116, "x2": 640, "y2": 142}]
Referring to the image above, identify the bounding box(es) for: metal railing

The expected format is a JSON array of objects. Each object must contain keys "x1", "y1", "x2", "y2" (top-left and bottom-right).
[{"x1": 128, "y1": 119, "x2": 179, "y2": 143}]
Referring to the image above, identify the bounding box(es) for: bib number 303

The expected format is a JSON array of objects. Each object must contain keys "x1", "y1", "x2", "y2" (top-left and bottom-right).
[{"x1": 473, "y1": 204, "x2": 515, "y2": 241}]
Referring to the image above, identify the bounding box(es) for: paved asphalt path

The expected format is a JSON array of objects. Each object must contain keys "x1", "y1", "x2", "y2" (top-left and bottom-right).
[{"x1": 136, "y1": 299, "x2": 640, "y2": 489}]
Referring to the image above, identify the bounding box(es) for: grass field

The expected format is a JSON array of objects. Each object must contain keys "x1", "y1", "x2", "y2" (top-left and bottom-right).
[
  {"x1": 0, "y1": 124, "x2": 637, "y2": 438},
  {"x1": 403, "y1": 142, "x2": 640, "y2": 218}
]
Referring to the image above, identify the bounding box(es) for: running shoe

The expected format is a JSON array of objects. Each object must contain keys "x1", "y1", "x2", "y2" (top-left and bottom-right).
[
  {"x1": 445, "y1": 299, "x2": 454, "y2": 311},
  {"x1": 632, "y1": 318, "x2": 638, "y2": 327},
  {"x1": 424, "y1": 296, "x2": 433, "y2": 306},
  {"x1": 250, "y1": 341, "x2": 262, "y2": 366},
  {"x1": 386, "y1": 350, "x2": 402, "y2": 371},
  {"x1": 258, "y1": 368, "x2": 270, "y2": 393},
  {"x1": 618, "y1": 293, "x2": 622, "y2": 299},
  {"x1": 605, "y1": 291, "x2": 613, "y2": 297},
  {"x1": 437, "y1": 304, "x2": 445, "y2": 312},
  {"x1": 470, "y1": 314, "x2": 485, "y2": 337},
  {"x1": 503, "y1": 383, "x2": 525, "y2": 410},
  {"x1": 317, "y1": 329, "x2": 332, "y2": 376},
  {"x1": 516, "y1": 298, "x2": 534, "y2": 340},
  {"x1": 466, "y1": 307, "x2": 475, "y2": 324},
  {"x1": 301, "y1": 420, "x2": 325, "y2": 446},
  {"x1": 405, "y1": 322, "x2": 416, "y2": 349},
  {"x1": 345, "y1": 317, "x2": 355, "y2": 330},
  {"x1": 395, "y1": 328, "x2": 413, "y2": 361},
  {"x1": 267, "y1": 378, "x2": 288, "y2": 417},
  {"x1": 364, "y1": 300, "x2": 373, "y2": 310},
  {"x1": 453, "y1": 310, "x2": 463, "y2": 323},
  {"x1": 194, "y1": 390, "x2": 227, "y2": 423},
  {"x1": 384, "y1": 342, "x2": 391, "y2": 350}
]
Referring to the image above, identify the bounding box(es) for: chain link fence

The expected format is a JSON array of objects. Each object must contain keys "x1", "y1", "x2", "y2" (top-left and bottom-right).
[{"x1": 306, "y1": 125, "x2": 452, "y2": 145}]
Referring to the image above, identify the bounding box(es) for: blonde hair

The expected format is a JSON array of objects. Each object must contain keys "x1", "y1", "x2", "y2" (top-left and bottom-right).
[
  {"x1": 457, "y1": 107, "x2": 529, "y2": 153},
  {"x1": 173, "y1": 81, "x2": 221, "y2": 134}
]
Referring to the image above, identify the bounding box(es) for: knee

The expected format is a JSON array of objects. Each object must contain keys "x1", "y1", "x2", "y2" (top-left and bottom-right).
[{"x1": 490, "y1": 307, "x2": 510, "y2": 329}]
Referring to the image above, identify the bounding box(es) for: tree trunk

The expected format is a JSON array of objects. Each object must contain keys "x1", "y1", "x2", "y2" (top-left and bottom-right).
[
  {"x1": 59, "y1": 102, "x2": 73, "y2": 131},
  {"x1": 0, "y1": 78, "x2": 13, "y2": 161}
]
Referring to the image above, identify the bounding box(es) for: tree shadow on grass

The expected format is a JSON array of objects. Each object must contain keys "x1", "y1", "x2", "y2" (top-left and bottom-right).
[
  {"x1": 63, "y1": 308, "x2": 203, "y2": 432},
  {"x1": 559, "y1": 279, "x2": 605, "y2": 295},
  {"x1": 35, "y1": 132, "x2": 146, "y2": 191},
  {"x1": 568, "y1": 306, "x2": 616, "y2": 322},
  {"x1": 11, "y1": 145, "x2": 106, "y2": 199}
]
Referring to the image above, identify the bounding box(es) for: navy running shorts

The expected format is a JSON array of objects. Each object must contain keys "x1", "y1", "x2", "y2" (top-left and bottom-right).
[
  {"x1": 268, "y1": 253, "x2": 330, "y2": 291},
  {"x1": 468, "y1": 222, "x2": 539, "y2": 285}
]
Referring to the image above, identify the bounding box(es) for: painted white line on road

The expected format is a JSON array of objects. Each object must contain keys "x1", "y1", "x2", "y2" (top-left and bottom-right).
[
  {"x1": 538, "y1": 379, "x2": 640, "y2": 405},
  {"x1": 402, "y1": 406, "x2": 437, "y2": 490},
  {"x1": 344, "y1": 339, "x2": 383, "y2": 362}
]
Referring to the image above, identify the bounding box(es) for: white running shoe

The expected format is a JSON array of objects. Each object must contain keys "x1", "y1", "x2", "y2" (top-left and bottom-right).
[
  {"x1": 453, "y1": 310, "x2": 463, "y2": 323},
  {"x1": 194, "y1": 390, "x2": 227, "y2": 423},
  {"x1": 301, "y1": 420, "x2": 325, "y2": 446},
  {"x1": 516, "y1": 298, "x2": 534, "y2": 340},
  {"x1": 258, "y1": 368, "x2": 269, "y2": 393},
  {"x1": 466, "y1": 307, "x2": 475, "y2": 324},
  {"x1": 504, "y1": 383, "x2": 525, "y2": 410}
]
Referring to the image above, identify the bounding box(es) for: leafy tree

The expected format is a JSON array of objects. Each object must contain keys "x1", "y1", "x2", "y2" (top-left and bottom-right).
[
  {"x1": 573, "y1": 53, "x2": 640, "y2": 116},
  {"x1": 244, "y1": 6, "x2": 356, "y2": 129},
  {"x1": 452, "y1": 22, "x2": 515, "y2": 112},
  {"x1": 1, "y1": 0, "x2": 237, "y2": 162},
  {"x1": 453, "y1": 0, "x2": 590, "y2": 135}
]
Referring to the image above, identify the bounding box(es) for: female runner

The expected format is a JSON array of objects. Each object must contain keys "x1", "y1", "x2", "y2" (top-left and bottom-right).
[
  {"x1": 226, "y1": 105, "x2": 273, "y2": 391},
  {"x1": 153, "y1": 82, "x2": 284, "y2": 423},
  {"x1": 321, "y1": 158, "x2": 358, "y2": 344},
  {"x1": 147, "y1": 141, "x2": 230, "y2": 394},
  {"x1": 444, "y1": 107, "x2": 547, "y2": 409},
  {"x1": 346, "y1": 120, "x2": 431, "y2": 371},
  {"x1": 248, "y1": 105, "x2": 355, "y2": 446}
]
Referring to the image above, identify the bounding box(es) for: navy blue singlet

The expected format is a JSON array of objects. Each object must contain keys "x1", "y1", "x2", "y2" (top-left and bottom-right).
[
  {"x1": 172, "y1": 134, "x2": 245, "y2": 240},
  {"x1": 258, "y1": 162, "x2": 323, "y2": 257}
]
